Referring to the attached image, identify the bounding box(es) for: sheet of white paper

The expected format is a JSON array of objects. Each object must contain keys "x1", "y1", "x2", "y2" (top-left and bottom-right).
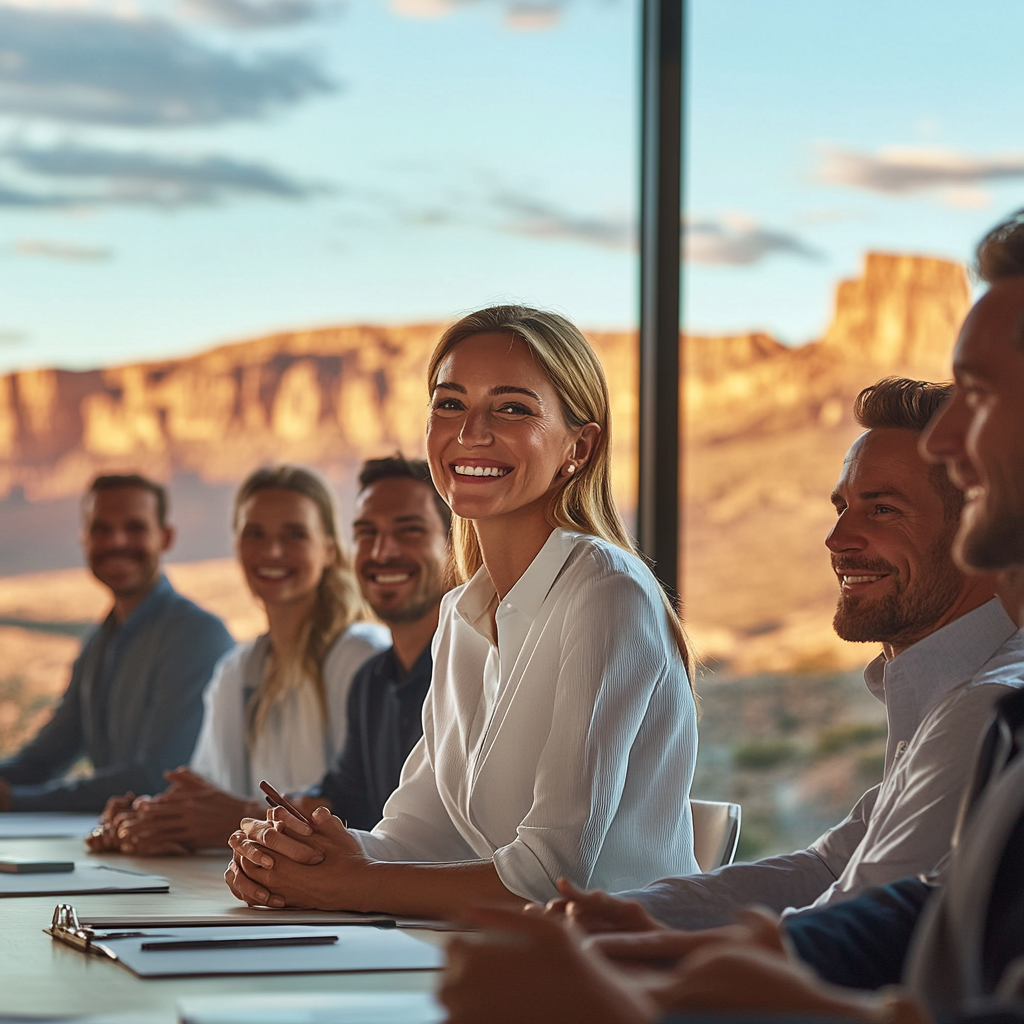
[
  {"x1": 100, "y1": 925, "x2": 444, "y2": 978},
  {"x1": 178, "y1": 992, "x2": 444, "y2": 1024},
  {"x1": 0, "y1": 863, "x2": 168, "y2": 897},
  {"x1": 0, "y1": 813, "x2": 100, "y2": 838}
]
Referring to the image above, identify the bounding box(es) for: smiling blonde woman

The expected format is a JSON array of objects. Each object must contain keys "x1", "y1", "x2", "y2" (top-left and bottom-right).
[{"x1": 225, "y1": 307, "x2": 699, "y2": 917}]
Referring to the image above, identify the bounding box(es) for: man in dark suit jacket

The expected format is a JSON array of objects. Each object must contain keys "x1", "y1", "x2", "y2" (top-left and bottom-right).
[
  {"x1": 0, "y1": 474, "x2": 234, "y2": 812},
  {"x1": 293, "y1": 455, "x2": 451, "y2": 828}
]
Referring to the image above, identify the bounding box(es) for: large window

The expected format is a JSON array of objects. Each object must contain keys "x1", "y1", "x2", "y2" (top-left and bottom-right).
[
  {"x1": 0, "y1": 1, "x2": 643, "y2": 753},
  {"x1": 684, "y1": 0, "x2": 1024, "y2": 856},
  {"x1": 2, "y1": 0, "x2": 1021, "y2": 858}
]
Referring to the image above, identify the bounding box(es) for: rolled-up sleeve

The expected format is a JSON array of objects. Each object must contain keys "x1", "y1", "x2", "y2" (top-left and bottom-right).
[
  {"x1": 353, "y1": 735, "x2": 478, "y2": 863},
  {"x1": 802, "y1": 682, "x2": 1016, "y2": 911}
]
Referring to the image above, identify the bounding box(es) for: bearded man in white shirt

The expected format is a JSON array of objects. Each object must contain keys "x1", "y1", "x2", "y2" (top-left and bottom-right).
[{"x1": 552, "y1": 375, "x2": 1023, "y2": 932}]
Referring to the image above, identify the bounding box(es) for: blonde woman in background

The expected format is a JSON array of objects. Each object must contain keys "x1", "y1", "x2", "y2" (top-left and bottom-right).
[
  {"x1": 225, "y1": 305, "x2": 699, "y2": 915},
  {"x1": 90, "y1": 465, "x2": 390, "y2": 855}
]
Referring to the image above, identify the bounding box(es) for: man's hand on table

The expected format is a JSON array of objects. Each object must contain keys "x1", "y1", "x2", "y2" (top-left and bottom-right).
[
  {"x1": 113, "y1": 768, "x2": 258, "y2": 855},
  {"x1": 530, "y1": 878, "x2": 666, "y2": 934},
  {"x1": 586, "y1": 906, "x2": 788, "y2": 972},
  {"x1": 440, "y1": 905, "x2": 658, "y2": 1024},
  {"x1": 86, "y1": 769, "x2": 260, "y2": 856},
  {"x1": 441, "y1": 902, "x2": 930, "y2": 1024},
  {"x1": 86, "y1": 791, "x2": 136, "y2": 851},
  {"x1": 225, "y1": 804, "x2": 369, "y2": 910},
  {"x1": 644, "y1": 940, "x2": 929, "y2": 1023}
]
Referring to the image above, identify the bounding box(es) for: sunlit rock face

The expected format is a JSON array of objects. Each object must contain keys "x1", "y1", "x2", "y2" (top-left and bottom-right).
[
  {"x1": 0, "y1": 253, "x2": 972, "y2": 675},
  {"x1": 822, "y1": 253, "x2": 971, "y2": 371},
  {"x1": 0, "y1": 324, "x2": 445, "y2": 502},
  {"x1": 680, "y1": 253, "x2": 971, "y2": 672}
]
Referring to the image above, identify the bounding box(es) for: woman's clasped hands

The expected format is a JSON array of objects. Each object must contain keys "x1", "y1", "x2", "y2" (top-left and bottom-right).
[
  {"x1": 87, "y1": 767, "x2": 261, "y2": 856},
  {"x1": 225, "y1": 804, "x2": 372, "y2": 911}
]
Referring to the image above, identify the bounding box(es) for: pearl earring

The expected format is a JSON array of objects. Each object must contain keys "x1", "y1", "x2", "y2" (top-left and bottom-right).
[{"x1": 566, "y1": 464, "x2": 575, "y2": 475}]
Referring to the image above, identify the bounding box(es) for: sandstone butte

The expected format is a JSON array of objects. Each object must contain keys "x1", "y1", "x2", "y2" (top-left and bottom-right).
[{"x1": 0, "y1": 253, "x2": 972, "y2": 678}]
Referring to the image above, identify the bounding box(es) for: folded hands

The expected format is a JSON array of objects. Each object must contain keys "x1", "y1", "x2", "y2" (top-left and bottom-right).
[
  {"x1": 86, "y1": 767, "x2": 260, "y2": 856},
  {"x1": 224, "y1": 804, "x2": 371, "y2": 911},
  {"x1": 439, "y1": 879, "x2": 931, "y2": 1024}
]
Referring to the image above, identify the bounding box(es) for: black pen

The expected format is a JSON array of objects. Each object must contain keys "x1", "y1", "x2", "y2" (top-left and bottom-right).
[{"x1": 140, "y1": 934, "x2": 338, "y2": 952}]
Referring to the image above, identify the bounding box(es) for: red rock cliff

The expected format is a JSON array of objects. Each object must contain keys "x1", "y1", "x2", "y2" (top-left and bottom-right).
[{"x1": 0, "y1": 252, "x2": 973, "y2": 673}]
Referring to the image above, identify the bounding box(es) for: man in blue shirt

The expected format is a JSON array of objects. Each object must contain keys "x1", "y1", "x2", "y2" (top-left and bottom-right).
[{"x1": 0, "y1": 474, "x2": 234, "y2": 812}]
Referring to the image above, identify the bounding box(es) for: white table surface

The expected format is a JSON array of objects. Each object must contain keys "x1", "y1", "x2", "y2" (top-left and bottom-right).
[{"x1": 0, "y1": 835, "x2": 439, "y2": 1020}]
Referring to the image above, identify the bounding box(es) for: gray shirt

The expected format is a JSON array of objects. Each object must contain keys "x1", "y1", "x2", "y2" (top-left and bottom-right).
[
  {"x1": 624, "y1": 599, "x2": 1022, "y2": 929},
  {"x1": 0, "y1": 575, "x2": 234, "y2": 812}
]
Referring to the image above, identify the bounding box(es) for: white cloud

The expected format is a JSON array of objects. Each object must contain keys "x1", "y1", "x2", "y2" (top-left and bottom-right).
[
  {"x1": 503, "y1": 2, "x2": 559, "y2": 29},
  {"x1": 494, "y1": 191, "x2": 632, "y2": 248},
  {"x1": 389, "y1": 0, "x2": 562, "y2": 29},
  {"x1": 0, "y1": 141, "x2": 325, "y2": 207},
  {"x1": 684, "y1": 215, "x2": 821, "y2": 266},
  {"x1": 494, "y1": 193, "x2": 819, "y2": 265},
  {"x1": 389, "y1": 0, "x2": 462, "y2": 17},
  {"x1": 816, "y1": 145, "x2": 1024, "y2": 206},
  {"x1": 12, "y1": 238, "x2": 112, "y2": 259},
  {"x1": 177, "y1": 0, "x2": 329, "y2": 30},
  {"x1": 0, "y1": 5, "x2": 334, "y2": 127}
]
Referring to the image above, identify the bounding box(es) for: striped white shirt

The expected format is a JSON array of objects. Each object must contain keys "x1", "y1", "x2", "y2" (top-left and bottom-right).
[{"x1": 354, "y1": 527, "x2": 699, "y2": 901}]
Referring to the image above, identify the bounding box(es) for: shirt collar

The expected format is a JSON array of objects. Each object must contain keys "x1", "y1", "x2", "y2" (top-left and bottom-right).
[
  {"x1": 393, "y1": 644, "x2": 433, "y2": 691},
  {"x1": 864, "y1": 596, "x2": 1018, "y2": 721},
  {"x1": 102, "y1": 573, "x2": 174, "y2": 634},
  {"x1": 455, "y1": 528, "x2": 580, "y2": 642}
]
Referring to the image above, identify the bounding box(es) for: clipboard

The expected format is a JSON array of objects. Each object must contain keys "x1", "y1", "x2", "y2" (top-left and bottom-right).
[
  {"x1": 0, "y1": 812, "x2": 100, "y2": 839},
  {"x1": 46, "y1": 904, "x2": 445, "y2": 978},
  {"x1": 179, "y1": 992, "x2": 445, "y2": 1024},
  {"x1": 0, "y1": 863, "x2": 168, "y2": 897}
]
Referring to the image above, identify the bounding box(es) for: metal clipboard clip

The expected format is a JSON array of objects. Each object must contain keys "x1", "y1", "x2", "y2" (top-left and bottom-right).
[{"x1": 44, "y1": 903, "x2": 139, "y2": 958}]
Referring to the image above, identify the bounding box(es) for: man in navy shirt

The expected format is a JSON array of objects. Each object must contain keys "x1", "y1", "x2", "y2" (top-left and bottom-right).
[
  {"x1": 0, "y1": 475, "x2": 233, "y2": 812},
  {"x1": 296, "y1": 456, "x2": 451, "y2": 829}
]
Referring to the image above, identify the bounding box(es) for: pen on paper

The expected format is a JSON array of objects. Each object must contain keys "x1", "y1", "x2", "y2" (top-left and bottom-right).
[
  {"x1": 140, "y1": 934, "x2": 339, "y2": 952},
  {"x1": 259, "y1": 780, "x2": 312, "y2": 827}
]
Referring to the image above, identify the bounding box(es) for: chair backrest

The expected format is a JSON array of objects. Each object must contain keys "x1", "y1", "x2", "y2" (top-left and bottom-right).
[{"x1": 691, "y1": 799, "x2": 742, "y2": 873}]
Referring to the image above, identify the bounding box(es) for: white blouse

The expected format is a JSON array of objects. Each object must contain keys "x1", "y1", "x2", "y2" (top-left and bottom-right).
[
  {"x1": 355, "y1": 528, "x2": 699, "y2": 901},
  {"x1": 190, "y1": 622, "x2": 391, "y2": 798}
]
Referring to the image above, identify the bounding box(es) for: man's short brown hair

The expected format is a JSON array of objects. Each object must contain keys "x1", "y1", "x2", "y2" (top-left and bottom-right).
[
  {"x1": 974, "y1": 210, "x2": 1024, "y2": 355},
  {"x1": 975, "y1": 208, "x2": 1024, "y2": 285},
  {"x1": 854, "y1": 377, "x2": 962, "y2": 521},
  {"x1": 854, "y1": 377, "x2": 953, "y2": 432},
  {"x1": 86, "y1": 474, "x2": 169, "y2": 527},
  {"x1": 358, "y1": 454, "x2": 451, "y2": 532}
]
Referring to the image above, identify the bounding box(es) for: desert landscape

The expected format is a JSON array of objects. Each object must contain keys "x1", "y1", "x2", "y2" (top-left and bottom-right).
[{"x1": 0, "y1": 251, "x2": 970, "y2": 854}]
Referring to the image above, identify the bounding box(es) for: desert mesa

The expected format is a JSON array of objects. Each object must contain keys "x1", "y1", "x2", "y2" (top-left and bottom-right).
[{"x1": 0, "y1": 252, "x2": 971, "y2": 681}]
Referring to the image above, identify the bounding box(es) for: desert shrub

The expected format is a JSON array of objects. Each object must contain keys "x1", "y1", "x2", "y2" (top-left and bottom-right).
[
  {"x1": 732, "y1": 740, "x2": 798, "y2": 769},
  {"x1": 857, "y1": 750, "x2": 886, "y2": 782},
  {"x1": 815, "y1": 721, "x2": 887, "y2": 756}
]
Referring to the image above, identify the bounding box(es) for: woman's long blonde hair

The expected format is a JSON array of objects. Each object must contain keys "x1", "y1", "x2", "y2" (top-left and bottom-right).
[
  {"x1": 427, "y1": 305, "x2": 695, "y2": 684},
  {"x1": 234, "y1": 465, "x2": 371, "y2": 746}
]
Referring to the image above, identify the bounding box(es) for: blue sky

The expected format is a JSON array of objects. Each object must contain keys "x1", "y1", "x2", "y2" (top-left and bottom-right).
[{"x1": 1, "y1": 0, "x2": 1024, "y2": 372}]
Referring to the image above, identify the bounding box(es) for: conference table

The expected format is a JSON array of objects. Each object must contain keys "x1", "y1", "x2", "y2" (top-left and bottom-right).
[{"x1": 0, "y1": 827, "x2": 440, "y2": 1021}]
